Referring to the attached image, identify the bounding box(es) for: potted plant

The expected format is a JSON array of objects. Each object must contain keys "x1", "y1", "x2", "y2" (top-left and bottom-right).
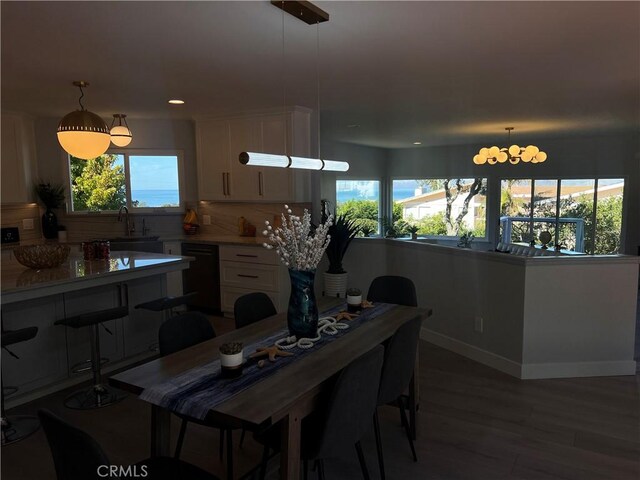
[
  {"x1": 358, "y1": 221, "x2": 376, "y2": 238},
  {"x1": 407, "y1": 224, "x2": 419, "y2": 240},
  {"x1": 34, "y1": 182, "x2": 66, "y2": 239},
  {"x1": 324, "y1": 214, "x2": 358, "y2": 298}
]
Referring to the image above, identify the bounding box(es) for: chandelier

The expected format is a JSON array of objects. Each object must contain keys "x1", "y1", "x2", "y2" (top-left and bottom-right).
[{"x1": 473, "y1": 127, "x2": 547, "y2": 165}]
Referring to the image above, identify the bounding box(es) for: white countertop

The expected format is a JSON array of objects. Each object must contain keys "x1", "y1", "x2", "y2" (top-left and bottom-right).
[{"x1": 1, "y1": 250, "x2": 193, "y2": 304}]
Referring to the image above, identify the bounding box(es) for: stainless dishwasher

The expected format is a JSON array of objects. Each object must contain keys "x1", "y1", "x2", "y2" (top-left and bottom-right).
[{"x1": 181, "y1": 243, "x2": 221, "y2": 314}]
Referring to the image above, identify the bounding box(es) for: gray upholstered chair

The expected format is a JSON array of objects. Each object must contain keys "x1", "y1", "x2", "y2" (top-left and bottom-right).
[
  {"x1": 233, "y1": 292, "x2": 276, "y2": 329},
  {"x1": 38, "y1": 409, "x2": 219, "y2": 480},
  {"x1": 158, "y1": 312, "x2": 235, "y2": 480},
  {"x1": 367, "y1": 276, "x2": 418, "y2": 307},
  {"x1": 255, "y1": 345, "x2": 385, "y2": 480},
  {"x1": 373, "y1": 315, "x2": 423, "y2": 479}
]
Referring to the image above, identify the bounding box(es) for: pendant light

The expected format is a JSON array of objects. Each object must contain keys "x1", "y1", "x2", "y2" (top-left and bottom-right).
[
  {"x1": 239, "y1": 1, "x2": 349, "y2": 172},
  {"x1": 57, "y1": 81, "x2": 110, "y2": 160},
  {"x1": 110, "y1": 114, "x2": 133, "y2": 147},
  {"x1": 473, "y1": 127, "x2": 548, "y2": 165}
]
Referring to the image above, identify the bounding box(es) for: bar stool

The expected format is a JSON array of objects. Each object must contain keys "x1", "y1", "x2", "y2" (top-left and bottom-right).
[
  {"x1": 135, "y1": 292, "x2": 197, "y2": 351},
  {"x1": 135, "y1": 291, "x2": 197, "y2": 314},
  {"x1": 1, "y1": 326, "x2": 39, "y2": 445},
  {"x1": 54, "y1": 306, "x2": 128, "y2": 409}
]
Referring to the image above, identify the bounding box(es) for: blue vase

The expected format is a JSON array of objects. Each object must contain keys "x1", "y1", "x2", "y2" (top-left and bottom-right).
[{"x1": 287, "y1": 269, "x2": 319, "y2": 339}]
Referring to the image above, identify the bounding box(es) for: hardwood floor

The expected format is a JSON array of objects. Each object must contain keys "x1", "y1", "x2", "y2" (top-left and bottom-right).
[{"x1": 2, "y1": 340, "x2": 638, "y2": 480}]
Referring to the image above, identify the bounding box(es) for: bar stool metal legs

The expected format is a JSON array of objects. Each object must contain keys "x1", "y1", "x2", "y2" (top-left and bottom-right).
[
  {"x1": 64, "y1": 323, "x2": 126, "y2": 409},
  {"x1": 1, "y1": 326, "x2": 40, "y2": 446}
]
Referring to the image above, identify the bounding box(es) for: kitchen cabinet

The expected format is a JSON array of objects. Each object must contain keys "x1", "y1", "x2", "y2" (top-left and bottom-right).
[
  {"x1": 163, "y1": 241, "x2": 184, "y2": 298},
  {"x1": 219, "y1": 245, "x2": 289, "y2": 316},
  {"x1": 1, "y1": 113, "x2": 37, "y2": 204},
  {"x1": 196, "y1": 108, "x2": 311, "y2": 202},
  {"x1": 1, "y1": 276, "x2": 166, "y2": 403}
]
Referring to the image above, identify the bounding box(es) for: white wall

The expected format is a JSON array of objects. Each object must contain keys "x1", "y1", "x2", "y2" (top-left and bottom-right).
[{"x1": 341, "y1": 238, "x2": 639, "y2": 378}]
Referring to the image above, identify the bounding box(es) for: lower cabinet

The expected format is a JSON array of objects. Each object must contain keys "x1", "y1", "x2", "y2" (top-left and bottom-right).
[
  {"x1": 219, "y1": 245, "x2": 290, "y2": 316},
  {"x1": 1, "y1": 275, "x2": 167, "y2": 403}
]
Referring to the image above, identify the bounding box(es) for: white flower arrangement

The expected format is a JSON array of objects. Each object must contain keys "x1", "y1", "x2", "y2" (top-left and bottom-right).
[{"x1": 263, "y1": 205, "x2": 333, "y2": 271}]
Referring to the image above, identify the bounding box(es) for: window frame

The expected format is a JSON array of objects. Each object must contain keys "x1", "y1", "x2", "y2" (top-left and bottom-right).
[
  {"x1": 64, "y1": 148, "x2": 186, "y2": 215},
  {"x1": 335, "y1": 177, "x2": 383, "y2": 237},
  {"x1": 390, "y1": 175, "x2": 490, "y2": 240},
  {"x1": 498, "y1": 176, "x2": 627, "y2": 254}
]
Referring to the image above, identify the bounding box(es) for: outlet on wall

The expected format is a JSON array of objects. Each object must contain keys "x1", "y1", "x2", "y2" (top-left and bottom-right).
[
  {"x1": 202, "y1": 215, "x2": 211, "y2": 225},
  {"x1": 474, "y1": 316, "x2": 483, "y2": 333},
  {"x1": 22, "y1": 218, "x2": 34, "y2": 230}
]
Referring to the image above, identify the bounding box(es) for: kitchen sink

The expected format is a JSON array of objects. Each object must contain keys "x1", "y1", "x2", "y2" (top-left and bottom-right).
[
  {"x1": 108, "y1": 236, "x2": 160, "y2": 243},
  {"x1": 107, "y1": 236, "x2": 163, "y2": 253}
]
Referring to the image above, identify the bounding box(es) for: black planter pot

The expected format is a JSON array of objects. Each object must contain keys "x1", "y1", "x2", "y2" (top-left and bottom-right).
[{"x1": 42, "y1": 209, "x2": 58, "y2": 239}]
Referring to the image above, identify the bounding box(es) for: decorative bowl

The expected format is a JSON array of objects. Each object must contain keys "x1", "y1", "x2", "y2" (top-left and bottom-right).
[{"x1": 14, "y1": 244, "x2": 71, "y2": 269}]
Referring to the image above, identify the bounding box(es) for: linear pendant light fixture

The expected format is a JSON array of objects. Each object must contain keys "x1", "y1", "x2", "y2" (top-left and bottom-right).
[
  {"x1": 57, "y1": 81, "x2": 111, "y2": 160},
  {"x1": 473, "y1": 127, "x2": 548, "y2": 165},
  {"x1": 239, "y1": 1, "x2": 349, "y2": 173}
]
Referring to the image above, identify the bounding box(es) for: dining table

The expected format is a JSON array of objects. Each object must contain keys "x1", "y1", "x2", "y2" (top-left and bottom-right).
[{"x1": 109, "y1": 297, "x2": 431, "y2": 480}]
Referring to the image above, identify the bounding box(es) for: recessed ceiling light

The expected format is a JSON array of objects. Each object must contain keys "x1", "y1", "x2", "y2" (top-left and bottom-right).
[
  {"x1": 413, "y1": 141, "x2": 422, "y2": 145},
  {"x1": 168, "y1": 99, "x2": 185, "y2": 105},
  {"x1": 347, "y1": 124, "x2": 360, "y2": 128}
]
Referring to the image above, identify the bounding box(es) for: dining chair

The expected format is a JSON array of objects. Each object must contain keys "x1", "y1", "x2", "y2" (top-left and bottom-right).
[
  {"x1": 233, "y1": 292, "x2": 277, "y2": 329},
  {"x1": 38, "y1": 409, "x2": 219, "y2": 480},
  {"x1": 158, "y1": 312, "x2": 236, "y2": 480},
  {"x1": 366, "y1": 276, "x2": 418, "y2": 307},
  {"x1": 373, "y1": 315, "x2": 423, "y2": 480},
  {"x1": 254, "y1": 344, "x2": 385, "y2": 480}
]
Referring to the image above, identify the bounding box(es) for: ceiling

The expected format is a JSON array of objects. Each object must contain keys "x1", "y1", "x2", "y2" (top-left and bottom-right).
[{"x1": 2, "y1": 1, "x2": 639, "y2": 149}]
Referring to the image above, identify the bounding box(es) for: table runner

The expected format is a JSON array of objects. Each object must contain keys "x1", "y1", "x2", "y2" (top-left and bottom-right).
[{"x1": 139, "y1": 302, "x2": 395, "y2": 420}]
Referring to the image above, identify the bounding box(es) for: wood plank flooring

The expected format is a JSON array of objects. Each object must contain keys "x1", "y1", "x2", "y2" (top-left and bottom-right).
[{"x1": 2, "y1": 337, "x2": 638, "y2": 480}]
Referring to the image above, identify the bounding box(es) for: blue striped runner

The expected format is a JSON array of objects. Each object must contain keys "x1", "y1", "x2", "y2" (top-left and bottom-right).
[{"x1": 139, "y1": 302, "x2": 395, "y2": 420}]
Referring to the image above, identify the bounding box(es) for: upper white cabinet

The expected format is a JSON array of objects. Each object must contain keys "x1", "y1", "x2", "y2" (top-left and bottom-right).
[
  {"x1": 196, "y1": 108, "x2": 311, "y2": 202},
  {"x1": 1, "y1": 113, "x2": 37, "y2": 204}
]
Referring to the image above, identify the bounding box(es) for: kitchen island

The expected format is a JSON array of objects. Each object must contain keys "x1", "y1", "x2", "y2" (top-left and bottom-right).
[{"x1": 1, "y1": 249, "x2": 193, "y2": 406}]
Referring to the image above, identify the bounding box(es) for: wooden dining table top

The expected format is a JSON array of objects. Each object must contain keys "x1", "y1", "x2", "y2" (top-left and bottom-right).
[{"x1": 110, "y1": 298, "x2": 431, "y2": 429}]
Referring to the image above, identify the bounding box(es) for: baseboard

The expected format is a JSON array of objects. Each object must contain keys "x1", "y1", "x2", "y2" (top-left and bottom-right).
[
  {"x1": 421, "y1": 328, "x2": 522, "y2": 378},
  {"x1": 421, "y1": 327, "x2": 638, "y2": 379},
  {"x1": 520, "y1": 360, "x2": 637, "y2": 379}
]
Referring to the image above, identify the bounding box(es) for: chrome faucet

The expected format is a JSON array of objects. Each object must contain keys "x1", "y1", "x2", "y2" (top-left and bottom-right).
[{"x1": 117, "y1": 206, "x2": 135, "y2": 237}]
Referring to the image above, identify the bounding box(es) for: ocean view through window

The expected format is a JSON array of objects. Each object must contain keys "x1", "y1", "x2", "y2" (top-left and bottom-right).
[
  {"x1": 336, "y1": 180, "x2": 381, "y2": 236},
  {"x1": 67, "y1": 151, "x2": 183, "y2": 212}
]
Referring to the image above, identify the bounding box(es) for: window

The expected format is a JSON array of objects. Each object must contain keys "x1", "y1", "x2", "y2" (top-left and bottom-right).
[
  {"x1": 336, "y1": 180, "x2": 380, "y2": 236},
  {"x1": 500, "y1": 178, "x2": 625, "y2": 254},
  {"x1": 392, "y1": 178, "x2": 487, "y2": 237},
  {"x1": 68, "y1": 151, "x2": 183, "y2": 212}
]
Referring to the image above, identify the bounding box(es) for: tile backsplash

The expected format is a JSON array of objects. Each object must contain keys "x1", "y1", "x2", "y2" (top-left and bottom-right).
[
  {"x1": 0, "y1": 204, "x2": 42, "y2": 242},
  {"x1": 1, "y1": 202, "x2": 312, "y2": 243},
  {"x1": 196, "y1": 202, "x2": 311, "y2": 236}
]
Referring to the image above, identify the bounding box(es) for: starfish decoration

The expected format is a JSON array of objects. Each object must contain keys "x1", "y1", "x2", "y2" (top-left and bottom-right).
[
  {"x1": 360, "y1": 300, "x2": 374, "y2": 309},
  {"x1": 335, "y1": 311, "x2": 360, "y2": 322},
  {"x1": 249, "y1": 345, "x2": 294, "y2": 362}
]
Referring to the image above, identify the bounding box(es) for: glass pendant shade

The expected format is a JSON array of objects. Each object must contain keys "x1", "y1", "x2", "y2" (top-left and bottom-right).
[
  {"x1": 110, "y1": 114, "x2": 133, "y2": 147},
  {"x1": 509, "y1": 144, "x2": 521, "y2": 156},
  {"x1": 57, "y1": 110, "x2": 110, "y2": 160},
  {"x1": 289, "y1": 156, "x2": 323, "y2": 170}
]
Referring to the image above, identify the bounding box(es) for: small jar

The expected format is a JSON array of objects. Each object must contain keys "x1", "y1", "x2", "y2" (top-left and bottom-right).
[
  {"x1": 93, "y1": 240, "x2": 110, "y2": 260},
  {"x1": 347, "y1": 292, "x2": 363, "y2": 313},
  {"x1": 82, "y1": 242, "x2": 96, "y2": 261}
]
